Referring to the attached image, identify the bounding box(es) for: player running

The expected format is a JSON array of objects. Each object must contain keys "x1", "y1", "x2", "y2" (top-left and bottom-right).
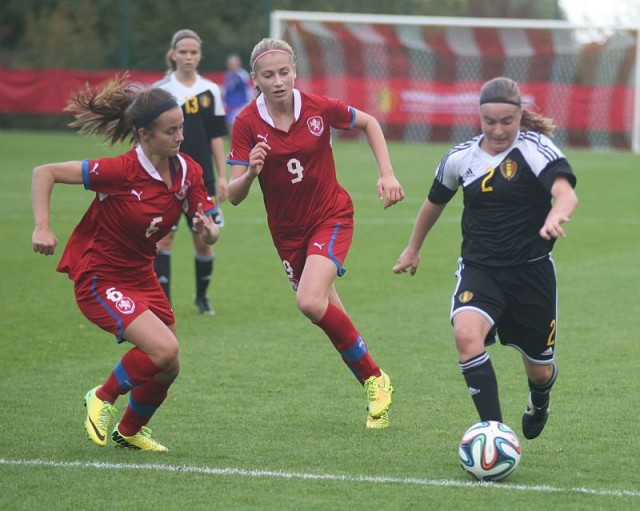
[
  {"x1": 227, "y1": 38, "x2": 404, "y2": 429},
  {"x1": 32, "y1": 76, "x2": 220, "y2": 450}
]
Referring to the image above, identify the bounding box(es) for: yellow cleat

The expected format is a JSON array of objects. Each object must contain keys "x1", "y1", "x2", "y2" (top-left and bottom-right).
[
  {"x1": 84, "y1": 386, "x2": 117, "y2": 447},
  {"x1": 366, "y1": 411, "x2": 389, "y2": 429},
  {"x1": 111, "y1": 423, "x2": 168, "y2": 452},
  {"x1": 364, "y1": 370, "x2": 393, "y2": 418}
]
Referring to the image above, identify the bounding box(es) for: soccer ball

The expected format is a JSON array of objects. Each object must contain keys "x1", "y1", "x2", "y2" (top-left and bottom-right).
[{"x1": 458, "y1": 421, "x2": 521, "y2": 481}]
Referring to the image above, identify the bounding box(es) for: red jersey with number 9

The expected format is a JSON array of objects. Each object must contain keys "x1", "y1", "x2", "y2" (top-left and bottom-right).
[
  {"x1": 227, "y1": 90, "x2": 355, "y2": 244},
  {"x1": 58, "y1": 146, "x2": 216, "y2": 282}
]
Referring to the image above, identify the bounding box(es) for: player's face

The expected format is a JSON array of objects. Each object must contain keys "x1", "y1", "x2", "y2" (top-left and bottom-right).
[
  {"x1": 252, "y1": 53, "x2": 296, "y2": 107},
  {"x1": 142, "y1": 107, "x2": 184, "y2": 158},
  {"x1": 171, "y1": 37, "x2": 202, "y2": 73},
  {"x1": 479, "y1": 103, "x2": 522, "y2": 155}
]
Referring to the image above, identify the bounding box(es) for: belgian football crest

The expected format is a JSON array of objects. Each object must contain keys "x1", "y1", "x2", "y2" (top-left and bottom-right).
[
  {"x1": 499, "y1": 159, "x2": 518, "y2": 180},
  {"x1": 200, "y1": 94, "x2": 211, "y2": 108},
  {"x1": 307, "y1": 116, "x2": 324, "y2": 136},
  {"x1": 458, "y1": 291, "x2": 474, "y2": 303}
]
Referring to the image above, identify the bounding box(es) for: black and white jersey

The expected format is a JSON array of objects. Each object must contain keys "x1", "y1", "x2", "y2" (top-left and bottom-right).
[
  {"x1": 428, "y1": 131, "x2": 576, "y2": 267},
  {"x1": 155, "y1": 73, "x2": 227, "y2": 183}
]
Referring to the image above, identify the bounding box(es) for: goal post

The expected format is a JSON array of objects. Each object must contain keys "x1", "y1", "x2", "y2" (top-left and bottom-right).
[{"x1": 271, "y1": 10, "x2": 640, "y2": 152}]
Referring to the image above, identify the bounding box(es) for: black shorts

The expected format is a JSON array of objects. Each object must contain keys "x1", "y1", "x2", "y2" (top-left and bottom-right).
[{"x1": 450, "y1": 257, "x2": 558, "y2": 363}]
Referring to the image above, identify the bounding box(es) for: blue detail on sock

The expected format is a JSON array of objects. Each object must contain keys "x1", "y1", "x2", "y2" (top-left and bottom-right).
[
  {"x1": 113, "y1": 361, "x2": 137, "y2": 392},
  {"x1": 328, "y1": 223, "x2": 346, "y2": 277},
  {"x1": 342, "y1": 336, "x2": 367, "y2": 362},
  {"x1": 129, "y1": 395, "x2": 159, "y2": 418},
  {"x1": 90, "y1": 275, "x2": 125, "y2": 343}
]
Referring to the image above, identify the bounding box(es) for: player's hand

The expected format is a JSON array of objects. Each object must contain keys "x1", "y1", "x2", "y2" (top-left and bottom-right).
[
  {"x1": 193, "y1": 203, "x2": 220, "y2": 245},
  {"x1": 249, "y1": 141, "x2": 270, "y2": 177},
  {"x1": 32, "y1": 226, "x2": 57, "y2": 256},
  {"x1": 539, "y1": 211, "x2": 570, "y2": 240},
  {"x1": 377, "y1": 175, "x2": 405, "y2": 209},
  {"x1": 392, "y1": 247, "x2": 420, "y2": 276}
]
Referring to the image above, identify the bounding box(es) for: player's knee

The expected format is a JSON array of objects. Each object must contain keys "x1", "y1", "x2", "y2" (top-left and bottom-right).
[
  {"x1": 149, "y1": 338, "x2": 180, "y2": 372},
  {"x1": 527, "y1": 363, "x2": 555, "y2": 385},
  {"x1": 296, "y1": 293, "x2": 324, "y2": 322}
]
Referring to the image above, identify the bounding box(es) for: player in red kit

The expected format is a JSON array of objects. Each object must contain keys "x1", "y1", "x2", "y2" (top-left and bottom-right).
[
  {"x1": 31, "y1": 75, "x2": 219, "y2": 450},
  {"x1": 227, "y1": 38, "x2": 405, "y2": 429}
]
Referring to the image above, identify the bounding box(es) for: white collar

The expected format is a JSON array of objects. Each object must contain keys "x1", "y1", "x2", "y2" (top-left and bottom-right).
[
  {"x1": 135, "y1": 145, "x2": 187, "y2": 187},
  {"x1": 256, "y1": 89, "x2": 301, "y2": 128}
]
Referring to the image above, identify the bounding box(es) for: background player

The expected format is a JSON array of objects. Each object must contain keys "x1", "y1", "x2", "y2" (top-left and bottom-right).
[
  {"x1": 154, "y1": 29, "x2": 227, "y2": 314},
  {"x1": 393, "y1": 76, "x2": 578, "y2": 439},
  {"x1": 227, "y1": 38, "x2": 405, "y2": 429},
  {"x1": 31, "y1": 76, "x2": 220, "y2": 450},
  {"x1": 223, "y1": 53, "x2": 253, "y2": 129}
]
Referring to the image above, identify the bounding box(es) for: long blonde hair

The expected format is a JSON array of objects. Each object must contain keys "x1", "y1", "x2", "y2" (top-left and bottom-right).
[
  {"x1": 480, "y1": 77, "x2": 556, "y2": 136},
  {"x1": 65, "y1": 74, "x2": 177, "y2": 146}
]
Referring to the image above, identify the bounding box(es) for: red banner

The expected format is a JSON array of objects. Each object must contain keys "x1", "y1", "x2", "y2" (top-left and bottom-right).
[{"x1": 0, "y1": 68, "x2": 224, "y2": 115}]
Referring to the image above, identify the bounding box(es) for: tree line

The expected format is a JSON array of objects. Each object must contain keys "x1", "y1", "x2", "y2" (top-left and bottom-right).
[{"x1": 1, "y1": 0, "x2": 565, "y2": 72}]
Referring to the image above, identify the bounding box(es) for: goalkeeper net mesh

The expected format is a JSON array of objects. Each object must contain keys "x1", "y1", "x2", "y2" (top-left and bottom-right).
[{"x1": 273, "y1": 12, "x2": 639, "y2": 151}]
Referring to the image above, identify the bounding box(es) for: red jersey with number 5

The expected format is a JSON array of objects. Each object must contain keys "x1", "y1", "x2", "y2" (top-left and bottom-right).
[
  {"x1": 227, "y1": 90, "x2": 355, "y2": 243},
  {"x1": 58, "y1": 146, "x2": 216, "y2": 282}
]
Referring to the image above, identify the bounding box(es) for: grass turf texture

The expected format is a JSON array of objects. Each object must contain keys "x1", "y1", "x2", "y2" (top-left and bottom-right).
[{"x1": 0, "y1": 130, "x2": 638, "y2": 510}]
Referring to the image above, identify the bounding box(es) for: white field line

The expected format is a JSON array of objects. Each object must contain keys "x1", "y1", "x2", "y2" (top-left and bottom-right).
[{"x1": 1, "y1": 457, "x2": 639, "y2": 499}]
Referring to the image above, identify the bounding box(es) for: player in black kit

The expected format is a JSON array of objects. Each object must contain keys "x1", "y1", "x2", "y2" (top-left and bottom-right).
[
  {"x1": 393, "y1": 77, "x2": 578, "y2": 440},
  {"x1": 154, "y1": 29, "x2": 227, "y2": 315}
]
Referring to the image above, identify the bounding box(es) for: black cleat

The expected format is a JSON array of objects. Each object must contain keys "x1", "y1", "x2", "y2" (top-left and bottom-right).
[
  {"x1": 195, "y1": 296, "x2": 215, "y2": 316},
  {"x1": 522, "y1": 392, "x2": 550, "y2": 439}
]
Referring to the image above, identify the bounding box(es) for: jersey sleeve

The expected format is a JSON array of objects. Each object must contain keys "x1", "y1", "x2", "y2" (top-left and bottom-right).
[
  {"x1": 185, "y1": 160, "x2": 218, "y2": 218},
  {"x1": 520, "y1": 132, "x2": 577, "y2": 192},
  {"x1": 226, "y1": 116, "x2": 252, "y2": 166},
  {"x1": 203, "y1": 82, "x2": 228, "y2": 140},
  {"x1": 325, "y1": 96, "x2": 356, "y2": 131},
  {"x1": 82, "y1": 154, "x2": 129, "y2": 194},
  {"x1": 427, "y1": 151, "x2": 461, "y2": 204}
]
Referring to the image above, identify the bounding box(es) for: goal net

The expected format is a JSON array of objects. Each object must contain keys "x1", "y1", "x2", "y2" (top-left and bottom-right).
[{"x1": 271, "y1": 11, "x2": 640, "y2": 152}]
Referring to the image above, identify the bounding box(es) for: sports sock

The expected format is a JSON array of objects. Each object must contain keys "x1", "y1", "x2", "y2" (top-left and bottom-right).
[
  {"x1": 195, "y1": 253, "x2": 214, "y2": 300},
  {"x1": 154, "y1": 250, "x2": 171, "y2": 303},
  {"x1": 460, "y1": 352, "x2": 503, "y2": 422},
  {"x1": 118, "y1": 380, "x2": 172, "y2": 436},
  {"x1": 529, "y1": 362, "x2": 558, "y2": 408},
  {"x1": 315, "y1": 303, "x2": 380, "y2": 383},
  {"x1": 97, "y1": 347, "x2": 161, "y2": 404}
]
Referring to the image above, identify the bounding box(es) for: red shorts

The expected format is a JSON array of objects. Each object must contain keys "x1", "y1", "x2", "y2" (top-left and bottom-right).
[
  {"x1": 275, "y1": 219, "x2": 353, "y2": 291},
  {"x1": 74, "y1": 273, "x2": 174, "y2": 343}
]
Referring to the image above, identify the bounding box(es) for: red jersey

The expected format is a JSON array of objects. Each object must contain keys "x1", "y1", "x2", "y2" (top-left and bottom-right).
[
  {"x1": 58, "y1": 146, "x2": 216, "y2": 282},
  {"x1": 227, "y1": 90, "x2": 355, "y2": 243}
]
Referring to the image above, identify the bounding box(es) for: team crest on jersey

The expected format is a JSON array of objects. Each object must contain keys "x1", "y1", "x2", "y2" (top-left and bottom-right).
[
  {"x1": 199, "y1": 94, "x2": 211, "y2": 108},
  {"x1": 307, "y1": 116, "x2": 324, "y2": 136},
  {"x1": 116, "y1": 296, "x2": 136, "y2": 315},
  {"x1": 458, "y1": 291, "x2": 474, "y2": 303},
  {"x1": 175, "y1": 179, "x2": 191, "y2": 201},
  {"x1": 499, "y1": 159, "x2": 518, "y2": 180}
]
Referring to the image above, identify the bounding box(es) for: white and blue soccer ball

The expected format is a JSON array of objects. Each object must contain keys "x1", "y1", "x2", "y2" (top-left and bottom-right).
[{"x1": 458, "y1": 420, "x2": 521, "y2": 481}]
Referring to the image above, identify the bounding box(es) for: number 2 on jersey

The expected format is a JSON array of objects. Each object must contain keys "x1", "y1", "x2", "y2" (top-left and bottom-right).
[
  {"x1": 287, "y1": 158, "x2": 304, "y2": 183},
  {"x1": 481, "y1": 167, "x2": 495, "y2": 192}
]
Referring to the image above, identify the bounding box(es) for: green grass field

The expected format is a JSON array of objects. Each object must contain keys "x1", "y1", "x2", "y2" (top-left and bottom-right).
[{"x1": 1, "y1": 130, "x2": 638, "y2": 510}]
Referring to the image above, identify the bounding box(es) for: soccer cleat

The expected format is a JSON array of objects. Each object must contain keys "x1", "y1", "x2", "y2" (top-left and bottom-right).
[
  {"x1": 195, "y1": 296, "x2": 215, "y2": 316},
  {"x1": 84, "y1": 386, "x2": 117, "y2": 447},
  {"x1": 366, "y1": 411, "x2": 389, "y2": 429},
  {"x1": 111, "y1": 423, "x2": 169, "y2": 451},
  {"x1": 522, "y1": 392, "x2": 550, "y2": 439},
  {"x1": 364, "y1": 370, "x2": 393, "y2": 419}
]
